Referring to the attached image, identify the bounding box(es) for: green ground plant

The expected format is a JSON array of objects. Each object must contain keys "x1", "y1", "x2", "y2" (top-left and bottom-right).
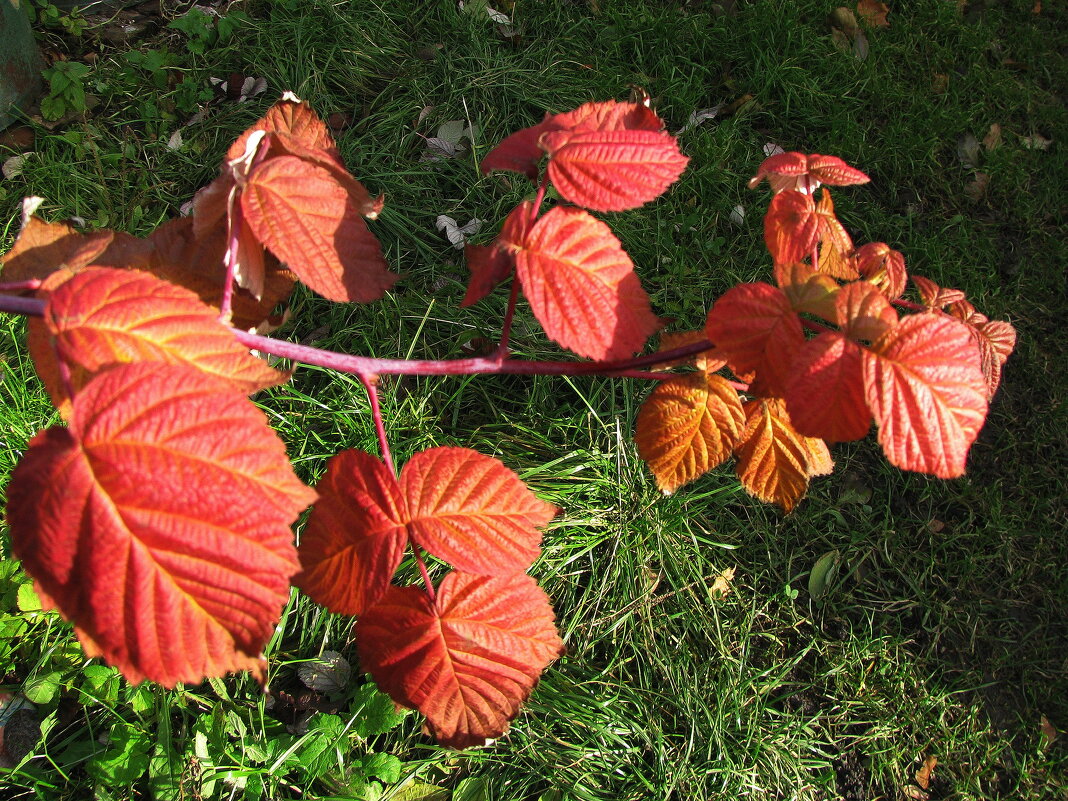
[{"x1": 0, "y1": 2, "x2": 1065, "y2": 800}]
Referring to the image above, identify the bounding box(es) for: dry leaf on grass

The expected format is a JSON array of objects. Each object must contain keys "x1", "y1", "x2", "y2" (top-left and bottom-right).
[
  {"x1": 857, "y1": 0, "x2": 890, "y2": 28},
  {"x1": 982, "y1": 123, "x2": 1002, "y2": 151},
  {"x1": 1040, "y1": 715, "x2": 1058, "y2": 750},
  {"x1": 964, "y1": 172, "x2": 989, "y2": 202},
  {"x1": 916, "y1": 755, "x2": 938, "y2": 789},
  {"x1": 710, "y1": 566, "x2": 736, "y2": 599}
]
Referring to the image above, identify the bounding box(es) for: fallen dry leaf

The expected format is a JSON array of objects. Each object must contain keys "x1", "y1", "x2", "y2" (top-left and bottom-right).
[
  {"x1": 1020, "y1": 133, "x2": 1052, "y2": 151},
  {"x1": 982, "y1": 123, "x2": 1002, "y2": 151},
  {"x1": 902, "y1": 787, "x2": 929, "y2": 800},
  {"x1": 710, "y1": 566, "x2": 736, "y2": 600},
  {"x1": 957, "y1": 133, "x2": 981, "y2": 168},
  {"x1": 931, "y1": 73, "x2": 949, "y2": 94},
  {"x1": 857, "y1": 0, "x2": 890, "y2": 28},
  {"x1": 964, "y1": 172, "x2": 990, "y2": 202},
  {"x1": 916, "y1": 755, "x2": 938, "y2": 789},
  {"x1": 1040, "y1": 715, "x2": 1058, "y2": 750}
]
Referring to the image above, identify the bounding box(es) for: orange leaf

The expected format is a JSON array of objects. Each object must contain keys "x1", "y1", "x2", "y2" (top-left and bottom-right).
[
  {"x1": 227, "y1": 95, "x2": 339, "y2": 163},
  {"x1": 785, "y1": 332, "x2": 871, "y2": 442},
  {"x1": 402, "y1": 447, "x2": 558, "y2": 576},
  {"x1": 635, "y1": 373, "x2": 745, "y2": 494},
  {"x1": 765, "y1": 190, "x2": 820, "y2": 265},
  {"x1": 836, "y1": 280, "x2": 898, "y2": 342},
  {"x1": 295, "y1": 450, "x2": 408, "y2": 616},
  {"x1": 855, "y1": 242, "x2": 907, "y2": 300},
  {"x1": 31, "y1": 267, "x2": 287, "y2": 414},
  {"x1": 0, "y1": 216, "x2": 113, "y2": 284},
  {"x1": 863, "y1": 313, "x2": 988, "y2": 477},
  {"x1": 815, "y1": 189, "x2": 858, "y2": 279},
  {"x1": 776, "y1": 262, "x2": 840, "y2": 323},
  {"x1": 241, "y1": 155, "x2": 398, "y2": 303},
  {"x1": 857, "y1": 0, "x2": 890, "y2": 28},
  {"x1": 734, "y1": 398, "x2": 812, "y2": 512},
  {"x1": 356, "y1": 572, "x2": 564, "y2": 748},
  {"x1": 704, "y1": 282, "x2": 804, "y2": 396},
  {"x1": 517, "y1": 206, "x2": 659, "y2": 360},
  {"x1": 912, "y1": 276, "x2": 966, "y2": 309},
  {"x1": 5, "y1": 362, "x2": 316, "y2": 686}
]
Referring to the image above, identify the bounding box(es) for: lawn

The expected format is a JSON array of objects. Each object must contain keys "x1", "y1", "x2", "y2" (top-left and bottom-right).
[{"x1": 0, "y1": 1, "x2": 1066, "y2": 799}]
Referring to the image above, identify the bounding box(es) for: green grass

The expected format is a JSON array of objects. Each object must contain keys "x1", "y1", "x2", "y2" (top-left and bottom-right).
[{"x1": 1, "y1": 0, "x2": 1067, "y2": 798}]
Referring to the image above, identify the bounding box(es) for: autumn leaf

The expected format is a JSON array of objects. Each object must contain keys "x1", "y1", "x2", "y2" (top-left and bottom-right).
[
  {"x1": 764, "y1": 190, "x2": 820, "y2": 265},
  {"x1": 857, "y1": 0, "x2": 890, "y2": 28},
  {"x1": 776, "y1": 262, "x2": 840, "y2": 323},
  {"x1": 540, "y1": 128, "x2": 689, "y2": 212},
  {"x1": 836, "y1": 280, "x2": 898, "y2": 342},
  {"x1": 5, "y1": 362, "x2": 317, "y2": 686},
  {"x1": 635, "y1": 373, "x2": 745, "y2": 494},
  {"x1": 295, "y1": 450, "x2": 408, "y2": 616},
  {"x1": 402, "y1": 447, "x2": 557, "y2": 576},
  {"x1": 734, "y1": 398, "x2": 813, "y2": 512},
  {"x1": 480, "y1": 114, "x2": 558, "y2": 179},
  {"x1": 241, "y1": 155, "x2": 398, "y2": 303},
  {"x1": 0, "y1": 216, "x2": 113, "y2": 284},
  {"x1": 31, "y1": 267, "x2": 287, "y2": 414},
  {"x1": 517, "y1": 206, "x2": 659, "y2": 360},
  {"x1": 911, "y1": 276, "x2": 966, "y2": 309},
  {"x1": 784, "y1": 331, "x2": 871, "y2": 443},
  {"x1": 227, "y1": 94, "x2": 340, "y2": 163},
  {"x1": 704, "y1": 282, "x2": 804, "y2": 396},
  {"x1": 863, "y1": 313, "x2": 988, "y2": 478},
  {"x1": 854, "y1": 242, "x2": 907, "y2": 300},
  {"x1": 460, "y1": 201, "x2": 533, "y2": 307},
  {"x1": 356, "y1": 572, "x2": 564, "y2": 748},
  {"x1": 814, "y1": 189, "x2": 858, "y2": 279},
  {"x1": 652, "y1": 330, "x2": 728, "y2": 373},
  {"x1": 748, "y1": 152, "x2": 870, "y2": 194}
]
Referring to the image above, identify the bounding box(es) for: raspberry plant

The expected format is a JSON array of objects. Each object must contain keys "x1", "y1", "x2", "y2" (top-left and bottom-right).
[{"x1": 0, "y1": 94, "x2": 1015, "y2": 749}]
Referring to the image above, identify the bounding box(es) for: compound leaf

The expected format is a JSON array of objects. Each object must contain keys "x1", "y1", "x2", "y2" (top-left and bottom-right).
[
  {"x1": 241, "y1": 155, "x2": 397, "y2": 303},
  {"x1": 863, "y1": 313, "x2": 988, "y2": 478},
  {"x1": 295, "y1": 450, "x2": 408, "y2": 616},
  {"x1": 401, "y1": 447, "x2": 557, "y2": 576},
  {"x1": 355, "y1": 572, "x2": 564, "y2": 749},
  {"x1": 517, "y1": 206, "x2": 658, "y2": 360},
  {"x1": 5, "y1": 362, "x2": 316, "y2": 686},
  {"x1": 635, "y1": 373, "x2": 745, "y2": 494}
]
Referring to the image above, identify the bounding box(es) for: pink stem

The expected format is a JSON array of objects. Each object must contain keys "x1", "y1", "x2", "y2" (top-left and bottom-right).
[
  {"x1": 359, "y1": 373, "x2": 396, "y2": 476},
  {"x1": 413, "y1": 550, "x2": 436, "y2": 603},
  {"x1": 0, "y1": 279, "x2": 42, "y2": 293},
  {"x1": 219, "y1": 204, "x2": 242, "y2": 324},
  {"x1": 0, "y1": 294, "x2": 46, "y2": 316}
]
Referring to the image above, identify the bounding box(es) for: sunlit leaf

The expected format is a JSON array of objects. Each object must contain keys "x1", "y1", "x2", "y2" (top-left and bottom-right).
[
  {"x1": 6, "y1": 362, "x2": 316, "y2": 686},
  {"x1": 356, "y1": 572, "x2": 564, "y2": 749},
  {"x1": 785, "y1": 331, "x2": 871, "y2": 442},
  {"x1": 0, "y1": 216, "x2": 113, "y2": 284},
  {"x1": 734, "y1": 398, "x2": 812, "y2": 512},
  {"x1": 855, "y1": 242, "x2": 907, "y2": 300}
]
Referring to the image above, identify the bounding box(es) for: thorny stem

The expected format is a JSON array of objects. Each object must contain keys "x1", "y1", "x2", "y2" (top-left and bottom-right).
[
  {"x1": 0, "y1": 279, "x2": 42, "y2": 293},
  {"x1": 359, "y1": 373, "x2": 396, "y2": 476},
  {"x1": 0, "y1": 292, "x2": 745, "y2": 385}
]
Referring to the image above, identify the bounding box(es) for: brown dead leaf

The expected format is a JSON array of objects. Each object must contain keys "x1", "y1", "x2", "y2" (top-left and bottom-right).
[
  {"x1": 1032, "y1": 0, "x2": 1041, "y2": 12},
  {"x1": 721, "y1": 94, "x2": 758, "y2": 118},
  {"x1": 857, "y1": 0, "x2": 890, "y2": 28},
  {"x1": 1020, "y1": 133, "x2": 1052, "y2": 151},
  {"x1": 931, "y1": 73, "x2": 949, "y2": 94},
  {"x1": 964, "y1": 172, "x2": 990, "y2": 202},
  {"x1": 1040, "y1": 715, "x2": 1058, "y2": 750},
  {"x1": 982, "y1": 123, "x2": 1002, "y2": 151},
  {"x1": 902, "y1": 788, "x2": 929, "y2": 800},
  {"x1": 915, "y1": 755, "x2": 938, "y2": 790},
  {"x1": 710, "y1": 566, "x2": 736, "y2": 600}
]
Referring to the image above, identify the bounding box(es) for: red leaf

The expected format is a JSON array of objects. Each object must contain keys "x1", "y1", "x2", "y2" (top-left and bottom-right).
[
  {"x1": 5, "y1": 362, "x2": 316, "y2": 686},
  {"x1": 227, "y1": 96, "x2": 339, "y2": 163},
  {"x1": 734, "y1": 398, "x2": 813, "y2": 512},
  {"x1": 550, "y1": 100, "x2": 663, "y2": 134},
  {"x1": 704, "y1": 282, "x2": 804, "y2": 396},
  {"x1": 635, "y1": 373, "x2": 745, "y2": 494},
  {"x1": 241, "y1": 155, "x2": 398, "y2": 303},
  {"x1": 836, "y1": 280, "x2": 898, "y2": 342},
  {"x1": 542, "y1": 128, "x2": 689, "y2": 211},
  {"x1": 785, "y1": 332, "x2": 871, "y2": 442},
  {"x1": 855, "y1": 242, "x2": 907, "y2": 300},
  {"x1": 401, "y1": 447, "x2": 557, "y2": 576},
  {"x1": 295, "y1": 450, "x2": 408, "y2": 616},
  {"x1": 776, "y1": 262, "x2": 839, "y2": 323},
  {"x1": 517, "y1": 206, "x2": 659, "y2": 360},
  {"x1": 912, "y1": 276, "x2": 966, "y2": 309},
  {"x1": 460, "y1": 201, "x2": 532, "y2": 307},
  {"x1": 749, "y1": 152, "x2": 869, "y2": 193},
  {"x1": 480, "y1": 115, "x2": 558, "y2": 179},
  {"x1": 863, "y1": 313, "x2": 989, "y2": 478},
  {"x1": 33, "y1": 267, "x2": 286, "y2": 414},
  {"x1": 356, "y1": 572, "x2": 564, "y2": 748},
  {"x1": 765, "y1": 190, "x2": 820, "y2": 265},
  {"x1": 815, "y1": 189, "x2": 858, "y2": 279}
]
